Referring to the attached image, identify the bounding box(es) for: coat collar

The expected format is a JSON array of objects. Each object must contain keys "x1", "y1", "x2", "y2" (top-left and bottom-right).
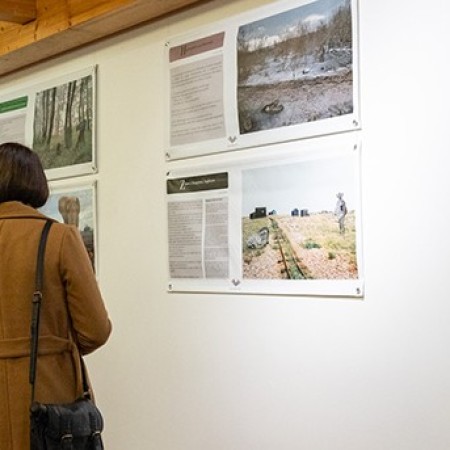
[{"x1": 0, "y1": 201, "x2": 49, "y2": 220}]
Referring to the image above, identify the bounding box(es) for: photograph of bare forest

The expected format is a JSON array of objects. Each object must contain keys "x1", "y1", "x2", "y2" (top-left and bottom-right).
[
  {"x1": 242, "y1": 153, "x2": 359, "y2": 280},
  {"x1": 33, "y1": 74, "x2": 94, "y2": 170},
  {"x1": 237, "y1": 0, "x2": 353, "y2": 134}
]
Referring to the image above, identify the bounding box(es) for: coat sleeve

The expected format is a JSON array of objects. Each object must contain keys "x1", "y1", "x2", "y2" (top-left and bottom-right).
[{"x1": 60, "y1": 225, "x2": 112, "y2": 354}]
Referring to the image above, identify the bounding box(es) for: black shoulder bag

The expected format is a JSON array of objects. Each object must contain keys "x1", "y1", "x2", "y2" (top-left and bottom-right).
[{"x1": 29, "y1": 220, "x2": 105, "y2": 450}]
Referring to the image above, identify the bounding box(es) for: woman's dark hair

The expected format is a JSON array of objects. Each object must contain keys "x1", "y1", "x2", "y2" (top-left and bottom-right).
[{"x1": 0, "y1": 142, "x2": 49, "y2": 208}]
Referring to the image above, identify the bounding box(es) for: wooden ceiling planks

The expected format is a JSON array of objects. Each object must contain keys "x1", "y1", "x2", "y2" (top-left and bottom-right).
[
  {"x1": 0, "y1": 0, "x2": 208, "y2": 77},
  {"x1": 0, "y1": 0, "x2": 36, "y2": 24}
]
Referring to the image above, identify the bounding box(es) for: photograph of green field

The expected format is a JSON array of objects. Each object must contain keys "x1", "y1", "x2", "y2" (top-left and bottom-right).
[{"x1": 242, "y1": 152, "x2": 359, "y2": 280}]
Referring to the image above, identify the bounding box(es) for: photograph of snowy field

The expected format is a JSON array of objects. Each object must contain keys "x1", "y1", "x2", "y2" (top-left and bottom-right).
[{"x1": 237, "y1": 0, "x2": 354, "y2": 134}]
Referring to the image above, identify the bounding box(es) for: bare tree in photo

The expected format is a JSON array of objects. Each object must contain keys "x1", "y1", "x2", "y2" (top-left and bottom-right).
[
  {"x1": 75, "y1": 77, "x2": 89, "y2": 151},
  {"x1": 46, "y1": 88, "x2": 57, "y2": 148},
  {"x1": 64, "y1": 80, "x2": 77, "y2": 149}
]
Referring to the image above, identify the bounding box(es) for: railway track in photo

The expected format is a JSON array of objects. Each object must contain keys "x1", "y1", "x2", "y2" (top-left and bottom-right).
[{"x1": 269, "y1": 217, "x2": 307, "y2": 280}]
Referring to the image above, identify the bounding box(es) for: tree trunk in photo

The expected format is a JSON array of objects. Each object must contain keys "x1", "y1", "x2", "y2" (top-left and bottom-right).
[
  {"x1": 40, "y1": 91, "x2": 50, "y2": 144},
  {"x1": 64, "y1": 81, "x2": 77, "y2": 149},
  {"x1": 75, "y1": 78, "x2": 88, "y2": 150},
  {"x1": 46, "y1": 88, "x2": 57, "y2": 148},
  {"x1": 85, "y1": 76, "x2": 92, "y2": 131}
]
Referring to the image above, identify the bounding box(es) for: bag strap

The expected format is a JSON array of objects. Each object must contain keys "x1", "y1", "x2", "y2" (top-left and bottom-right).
[
  {"x1": 29, "y1": 220, "x2": 53, "y2": 402},
  {"x1": 29, "y1": 220, "x2": 92, "y2": 403}
]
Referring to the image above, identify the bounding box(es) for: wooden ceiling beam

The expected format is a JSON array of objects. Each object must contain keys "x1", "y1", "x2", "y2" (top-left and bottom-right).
[
  {"x1": 0, "y1": 0, "x2": 209, "y2": 78},
  {"x1": 0, "y1": 0, "x2": 37, "y2": 24}
]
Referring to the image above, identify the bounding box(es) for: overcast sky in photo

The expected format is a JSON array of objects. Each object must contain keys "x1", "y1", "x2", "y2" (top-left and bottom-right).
[
  {"x1": 238, "y1": 0, "x2": 349, "y2": 44},
  {"x1": 242, "y1": 153, "x2": 357, "y2": 216}
]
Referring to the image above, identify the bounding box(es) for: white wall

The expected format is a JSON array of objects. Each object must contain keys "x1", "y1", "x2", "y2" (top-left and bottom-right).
[{"x1": 2, "y1": 0, "x2": 450, "y2": 448}]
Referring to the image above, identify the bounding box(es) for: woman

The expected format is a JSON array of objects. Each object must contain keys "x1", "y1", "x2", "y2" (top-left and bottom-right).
[{"x1": 0, "y1": 142, "x2": 112, "y2": 449}]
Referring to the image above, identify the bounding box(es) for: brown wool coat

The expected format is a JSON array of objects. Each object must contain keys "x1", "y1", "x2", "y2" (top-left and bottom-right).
[{"x1": 0, "y1": 201, "x2": 112, "y2": 450}]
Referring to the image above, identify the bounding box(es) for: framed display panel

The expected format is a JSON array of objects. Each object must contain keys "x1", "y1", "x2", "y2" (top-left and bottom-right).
[
  {"x1": 0, "y1": 66, "x2": 97, "y2": 180},
  {"x1": 39, "y1": 179, "x2": 99, "y2": 273},
  {"x1": 166, "y1": 132, "x2": 364, "y2": 298},
  {"x1": 165, "y1": 0, "x2": 360, "y2": 160}
]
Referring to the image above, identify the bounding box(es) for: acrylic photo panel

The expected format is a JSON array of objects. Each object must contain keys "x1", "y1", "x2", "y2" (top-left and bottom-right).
[
  {"x1": 166, "y1": 133, "x2": 363, "y2": 297},
  {"x1": 165, "y1": 0, "x2": 360, "y2": 160}
]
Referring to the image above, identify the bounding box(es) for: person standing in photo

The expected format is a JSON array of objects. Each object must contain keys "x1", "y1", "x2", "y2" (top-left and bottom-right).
[{"x1": 335, "y1": 192, "x2": 348, "y2": 234}]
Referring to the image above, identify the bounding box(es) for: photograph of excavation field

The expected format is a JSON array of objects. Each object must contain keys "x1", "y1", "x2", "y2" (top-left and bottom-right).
[
  {"x1": 242, "y1": 152, "x2": 359, "y2": 281},
  {"x1": 237, "y1": 0, "x2": 353, "y2": 134}
]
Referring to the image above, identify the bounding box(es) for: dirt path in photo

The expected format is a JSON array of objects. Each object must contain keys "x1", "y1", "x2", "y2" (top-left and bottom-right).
[
  {"x1": 243, "y1": 215, "x2": 358, "y2": 280},
  {"x1": 276, "y1": 216, "x2": 358, "y2": 280},
  {"x1": 243, "y1": 232, "x2": 287, "y2": 279}
]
